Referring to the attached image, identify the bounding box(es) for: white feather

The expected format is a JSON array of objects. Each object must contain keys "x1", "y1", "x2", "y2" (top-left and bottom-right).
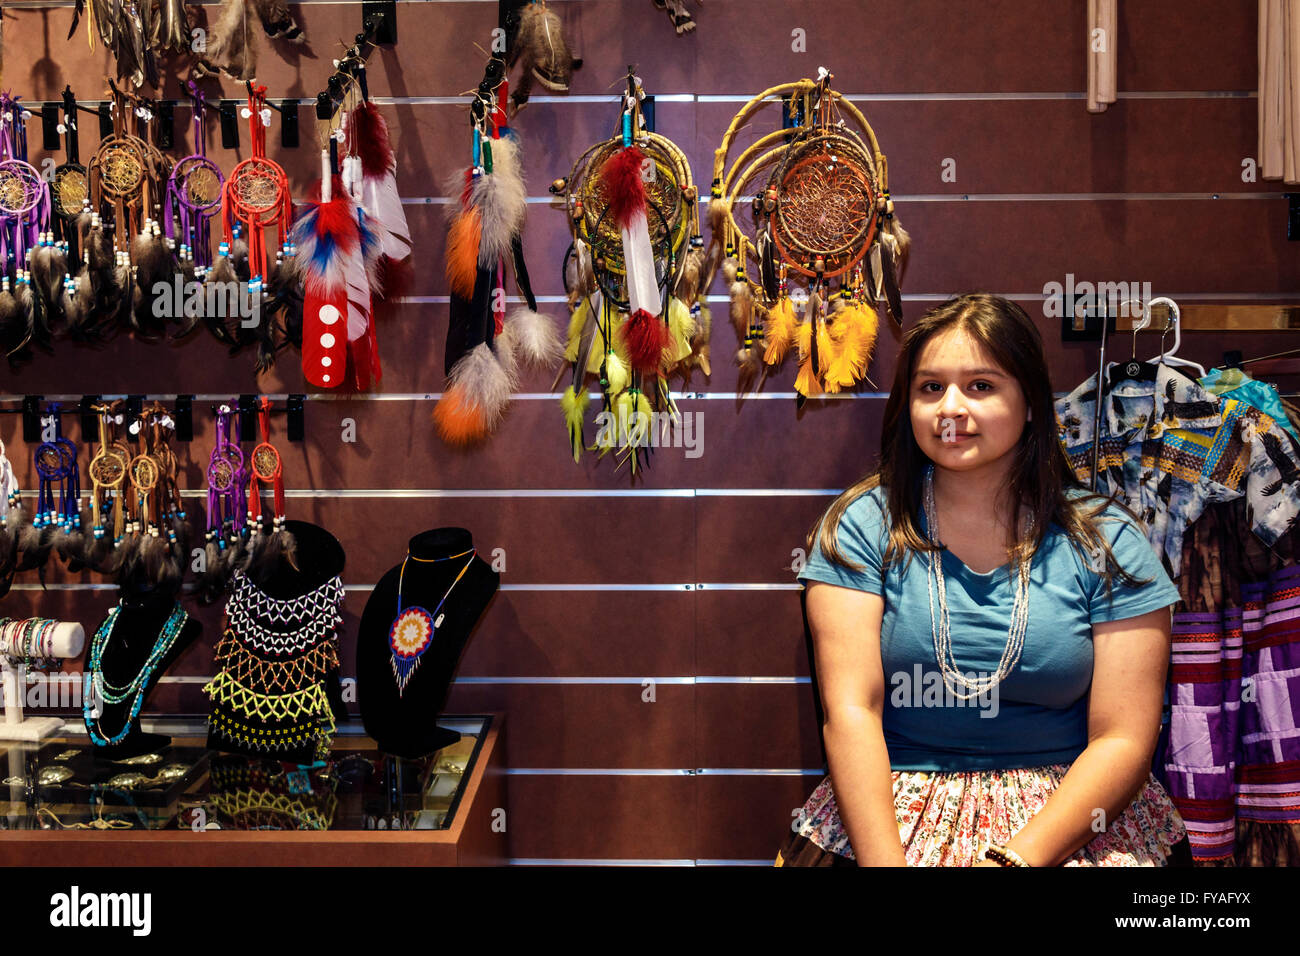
[
  {"x1": 446, "y1": 341, "x2": 514, "y2": 429},
  {"x1": 507, "y1": 307, "x2": 563, "y2": 368},
  {"x1": 344, "y1": 243, "x2": 370, "y2": 344},
  {"x1": 363, "y1": 170, "x2": 411, "y2": 263},
  {"x1": 493, "y1": 317, "x2": 520, "y2": 385},
  {"x1": 472, "y1": 136, "x2": 526, "y2": 267}
]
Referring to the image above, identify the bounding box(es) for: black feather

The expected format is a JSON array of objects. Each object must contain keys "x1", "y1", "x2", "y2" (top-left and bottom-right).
[{"x1": 879, "y1": 238, "x2": 903, "y2": 325}]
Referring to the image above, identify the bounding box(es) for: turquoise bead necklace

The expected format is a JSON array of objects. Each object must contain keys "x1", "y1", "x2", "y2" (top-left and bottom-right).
[{"x1": 83, "y1": 602, "x2": 189, "y2": 747}]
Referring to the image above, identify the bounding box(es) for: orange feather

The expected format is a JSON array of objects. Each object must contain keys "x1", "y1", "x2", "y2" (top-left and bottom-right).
[
  {"x1": 445, "y1": 207, "x2": 482, "y2": 299},
  {"x1": 432, "y1": 383, "x2": 489, "y2": 445}
]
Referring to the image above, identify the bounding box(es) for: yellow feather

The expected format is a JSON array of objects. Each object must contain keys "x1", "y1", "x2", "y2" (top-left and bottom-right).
[
  {"x1": 629, "y1": 391, "x2": 653, "y2": 447},
  {"x1": 763, "y1": 296, "x2": 798, "y2": 366},
  {"x1": 586, "y1": 320, "x2": 609, "y2": 374},
  {"x1": 560, "y1": 385, "x2": 589, "y2": 463},
  {"x1": 794, "y1": 353, "x2": 824, "y2": 398},
  {"x1": 667, "y1": 297, "x2": 695, "y2": 363},
  {"x1": 605, "y1": 351, "x2": 630, "y2": 395},
  {"x1": 825, "y1": 304, "x2": 880, "y2": 390},
  {"x1": 564, "y1": 299, "x2": 592, "y2": 363},
  {"x1": 795, "y1": 318, "x2": 812, "y2": 360}
]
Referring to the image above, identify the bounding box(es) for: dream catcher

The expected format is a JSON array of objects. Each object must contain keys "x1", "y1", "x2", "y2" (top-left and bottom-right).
[
  {"x1": 221, "y1": 83, "x2": 291, "y2": 317},
  {"x1": 84, "y1": 401, "x2": 130, "y2": 571},
  {"x1": 50, "y1": 90, "x2": 90, "y2": 249},
  {"x1": 167, "y1": 82, "x2": 224, "y2": 272},
  {"x1": 708, "y1": 70, "x2": 909, "y2": 401},
  {"x1": 13, "y1": 405, "x2": 82, "y2": 577},
  {"x1": 243, "y1": 397, "x2": 293, "y2": 573},
  {"x1": 434, "y1": 76, "x2": 561, "y2": 444},
  {"x1": 88, "y1": 86, "x2": 150, "y2": 257},
  {"x1": 198, "y1": 405, "x2": 250, "y2": 602},
  {"x1": 0, "y1": 94, "x2": 52, "y2": 352},
  {"x1": 114, "y1": 403, "x2": 184, "y2": 591},
  {"x1": 549, "y1": 72, "x2": 704, "y2": 473}
]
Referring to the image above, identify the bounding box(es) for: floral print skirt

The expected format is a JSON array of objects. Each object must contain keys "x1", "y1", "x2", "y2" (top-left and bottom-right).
[{"x1": 775, "y1": 765, "x2": 1188, "y2": 867}]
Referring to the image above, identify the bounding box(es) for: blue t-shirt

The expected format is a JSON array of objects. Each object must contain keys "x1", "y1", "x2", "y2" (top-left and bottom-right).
[{"x1": 796, "y1": 485, "x2": 1182, "y2": 771}]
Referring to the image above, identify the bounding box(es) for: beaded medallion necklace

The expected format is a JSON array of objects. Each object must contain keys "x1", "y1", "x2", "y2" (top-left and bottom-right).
[{"x1": 389, "y1": 548, "x2": 476, "y2": 696}]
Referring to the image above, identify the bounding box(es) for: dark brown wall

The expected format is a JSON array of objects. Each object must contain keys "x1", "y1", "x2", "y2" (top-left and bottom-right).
[{"x1": 1, "y1": 0, "x2": 1296, "y2": 864}]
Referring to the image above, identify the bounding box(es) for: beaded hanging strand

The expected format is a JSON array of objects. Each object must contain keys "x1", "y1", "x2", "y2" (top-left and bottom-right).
[
  {"x1": 388, "y1": 548, "x2": 477, "y2": 696},
  {"x1": 83, "y1": 602, "x2": 189, "y2": 746},
  {"x1": 922, "y1": 464, "x2": 1033, "y2": 699}
]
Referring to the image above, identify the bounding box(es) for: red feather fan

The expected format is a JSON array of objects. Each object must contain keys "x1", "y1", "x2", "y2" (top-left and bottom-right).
[{"x1": 293, "y1": 175, "x2": 361, "y2": 388}]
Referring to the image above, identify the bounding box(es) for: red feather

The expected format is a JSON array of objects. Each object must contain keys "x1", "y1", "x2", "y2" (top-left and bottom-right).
[
  {"x1": 624, "y1": 308, "x2": 669, "y2": 374},
  {"x1": 461, "y1": 168, "x2": 474, "y2": 207},
  {"x1": 374, "y1": 255, "x2": 414, "y2": 304},
  {"x1": 599, "y1": 146, "x2": 647, "y2": 230},
  {"x1": 312, "y1": 197, "x2": 360, "y2": 250},
  {"x1": 352, "y1": 101, "x2": 395, "y2": 178}
]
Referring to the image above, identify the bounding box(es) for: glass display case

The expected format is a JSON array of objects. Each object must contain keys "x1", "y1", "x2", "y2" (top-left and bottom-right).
[{"x1": 0, "y1": 715, "x2": 505, "y2": 865}]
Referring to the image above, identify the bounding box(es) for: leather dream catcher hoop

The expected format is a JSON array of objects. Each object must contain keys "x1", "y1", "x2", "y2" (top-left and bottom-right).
[
  {"x1": 167, "y1": 82, "x2": 224, "y2": 269},
  {"x1": 549, "y1": 72, "x2": 706, "y2": 475},
  {"x1": 223, "y1": 84, "x2": 291, "y2": 287},
  {"x1": 87, "y1": 401, "x2": 129, "y2": 552},
  {"x1": 709, "y1": 70, "x2": 911, "y2": 402},
  {"x1": 88, "y1": 87, "x2": 148, "y2": 253}
]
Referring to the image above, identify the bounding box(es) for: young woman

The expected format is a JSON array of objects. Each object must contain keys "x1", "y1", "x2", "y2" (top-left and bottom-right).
[{"x1": 775, "y1": 294, "x2": 1191, "y2": 867}]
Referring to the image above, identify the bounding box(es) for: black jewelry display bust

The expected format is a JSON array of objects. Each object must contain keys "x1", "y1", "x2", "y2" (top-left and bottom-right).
[
  {"x1": 88, "y1": 584, "x2": 202, "y2": 761},
  {"x1": 357, "y1": 528, "x2": 499, "y2": 758},
  {"x1": 206, "y1": 520, "x2": 349, "y2": 764}
]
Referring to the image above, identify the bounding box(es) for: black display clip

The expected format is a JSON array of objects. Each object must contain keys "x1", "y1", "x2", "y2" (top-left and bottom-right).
[
  {"x1": 79, "y1": 395, "x2": 101, "y2": 441},
  {"x1": 21, "y1": 396, "x2": 42, "y2": 444},
  {"x1": 286, "y1": 394, "x2": 305, "y2": 442},
  {"x1": 219, "y1": 100, "x2": 240, "y2": 150},
  {"x1": 41, "y1": 103, "x2": 61, "y2": 151},
  {"x1": 238, "y1": 394, "x2": 257, "y2": 439},
  {"x1": 156, "y1": 100, "x2": 175, "y2": 149},
  {"x1": 280, "y1": 100, "x2": 299, "y2": 148},
  {"x1": 362, "y1": 1, "x2": 397, "y2": 45},
  {"x1": 174, "y1": 394, "x2": 194, "y2": 442}
]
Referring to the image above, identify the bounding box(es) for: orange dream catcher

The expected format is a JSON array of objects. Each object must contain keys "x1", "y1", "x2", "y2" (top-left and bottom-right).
[{"x1": 707, "y1": 69, "x2": 910, "y2": 403}]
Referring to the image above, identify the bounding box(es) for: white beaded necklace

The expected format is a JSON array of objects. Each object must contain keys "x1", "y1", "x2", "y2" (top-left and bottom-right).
[{"x1": 922, "y1": 464, "x2": 1034, "y2": 699}]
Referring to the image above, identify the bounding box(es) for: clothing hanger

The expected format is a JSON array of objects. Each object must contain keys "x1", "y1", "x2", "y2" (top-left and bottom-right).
[
  {"x1": 1105, "y1": 296, "x2": 1205, "y2": 386},
  {"x1": 1104, "y1": 306, "x2": 1158, "y2": 386},
  {"x1": 1145, "y1": 297, "x2": 1205, "y2": 377}
]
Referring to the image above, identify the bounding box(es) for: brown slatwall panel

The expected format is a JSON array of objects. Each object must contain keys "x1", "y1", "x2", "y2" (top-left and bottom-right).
[{"x1": 1, "y1": 0, "x2": 1297, "y2": 864}]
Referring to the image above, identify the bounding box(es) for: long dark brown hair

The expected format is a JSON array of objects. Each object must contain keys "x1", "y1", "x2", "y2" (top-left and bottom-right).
[{"x1": 809, "y1": 293, "x2": 1151, "y2": 599}]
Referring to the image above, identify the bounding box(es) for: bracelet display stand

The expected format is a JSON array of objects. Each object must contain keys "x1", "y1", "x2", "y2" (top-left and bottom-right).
[{"x1": 0, "y1": 621, "x2": 86, "y2": 742}]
